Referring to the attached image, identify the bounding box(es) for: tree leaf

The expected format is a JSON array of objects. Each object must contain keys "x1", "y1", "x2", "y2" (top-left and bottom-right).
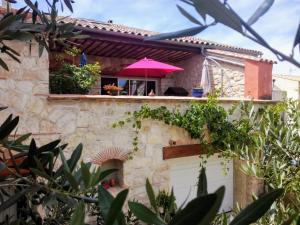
[
  {"x1": 293, "y1": 22, "x2": 300, "y2": 49},
  {"x1": 32, "y1": 1, "x2": 38, "y2": 24},
  {"x1": 128, "y1": 201, "x2": 166, "y2": 225},
  {"x1": 63, "y1": 0, "x2": 73, "y2": 12},
  {"x1": 0, "y1": 115, "x2": 18, "y2": 139},
  {"x1": 145, "y1": 25, "x2": 207, "y2": 41},
  {"x1": 0, "y1": 57, "x2": 8, "y2": 71},
  {"x1": 80, "y1": 162, "x2": 91, "y2": 188},
  {"x1": 4, "y1": 49, "x2": 20, "y2": 63},
  {"x1": 198, "y1": 186, "x2": 225, "y2": 225},
  {"x1": 105, "y1": 189, "x2": 129, "y2": 225},
  {"x1": 39, "y1": 139, "x2": 61, "y2": 153},
  {"x1": 98, "y1": 185, "x2": 114, "y2": 220},
  {"x1": 190, "y1": 0, "x2": 206, "y2": 21},
  {"x1": 70, "y1": 201, "x2": 85, "y2": 225},
  {"x1": 67, "y1": 143, "x2": 83, "y2": 172},
  {"x1": 0, "y1": 186, "x2": 39, "y2": 212},
  {"x1": 177, "y1": 5, "x2": 203, "y2": 25},
  {"x1": 59, "y1": 148, "x2": 70, "y2": 173},
  {"x1": 14, "y1": 133, "x2": 31, "y2": 144},
  {"x1": 30, "y1": 168, "x2": 52, "y2": 181},
  {"x1": 146, "y1": 178, "x2": 158, "y2": 212},
  {"x1": 247, "y1": 0, "x2": 275, "y2": 26},
  {"x1": 230, "y1": 188, "x2": 284, "y2": 225},
  {"x1": 27, "y1": 139, "x2": 37, "y2": 168},
  {"x1": 94, "y1": 168, "x2": 118, "y2": 185},
  {"x1": 197, "y1": 167, "x2": 208, "y2": 197},
  {"x1": 169, "y1": 192, "x2": 218, "y2": 225},
  {"x1": 194, "y1": 0, "x2": 243, "y2": 33},
  {"x1": 64, "y1": 170, "x2": 79, "y2": 191},
  {"x1": 0, "y1": 13, "x2": 23, "y2": 31}
]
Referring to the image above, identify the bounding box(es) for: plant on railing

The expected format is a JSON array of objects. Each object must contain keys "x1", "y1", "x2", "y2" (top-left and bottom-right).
[
  {"x1": 50, "y1": 47, "x2": 101, "y2": 94},
  {"x1": 50, "y1": 61, "x2": 101, "y2": 94}
]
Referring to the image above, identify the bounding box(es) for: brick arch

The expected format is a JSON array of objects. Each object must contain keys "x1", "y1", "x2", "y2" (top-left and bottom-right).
[{"x1": 91, "y1": 147, "x2": 129, "y2": 165}]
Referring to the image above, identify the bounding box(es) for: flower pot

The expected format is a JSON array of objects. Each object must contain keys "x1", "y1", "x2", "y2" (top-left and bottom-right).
[{"x1": 192, "y1": 88, "x2": 204, "y2": 97}]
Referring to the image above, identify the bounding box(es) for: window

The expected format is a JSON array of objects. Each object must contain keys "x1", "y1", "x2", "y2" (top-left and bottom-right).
[
  {"x1": 101, "y1": 77, "x2": 118, "y2": 95},
  {"x1": 101, "y1": 76, "x2": 157, "y2": 96}
]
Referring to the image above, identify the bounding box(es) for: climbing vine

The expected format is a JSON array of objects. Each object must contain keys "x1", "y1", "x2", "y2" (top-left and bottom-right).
[{"x1": 113, "y1": 96, "x2": 244, "y2": 162}]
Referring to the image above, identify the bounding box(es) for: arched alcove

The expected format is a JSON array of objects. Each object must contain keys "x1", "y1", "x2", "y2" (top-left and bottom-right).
[
  {"x1": 91, "y1": 147, "x2": 128, "y2": 189},
  {"x1": 101, "y1": 159, "x2": 124, "y2": 187}
]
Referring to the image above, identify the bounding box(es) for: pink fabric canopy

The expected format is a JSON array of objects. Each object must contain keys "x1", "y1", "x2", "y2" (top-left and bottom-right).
[{"x1": 118, "y1": 58, "x2": 184, "y2": 78}]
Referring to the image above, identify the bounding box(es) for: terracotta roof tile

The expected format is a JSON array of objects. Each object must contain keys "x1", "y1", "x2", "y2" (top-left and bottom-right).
[{"x1": 60, "y1": 17, "x2": 262, "y2": 56}]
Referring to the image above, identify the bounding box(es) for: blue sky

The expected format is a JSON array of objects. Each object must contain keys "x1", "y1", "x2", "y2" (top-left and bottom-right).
[{"x1": 16, "y1": 0, "x2": 300, "y2": 75}]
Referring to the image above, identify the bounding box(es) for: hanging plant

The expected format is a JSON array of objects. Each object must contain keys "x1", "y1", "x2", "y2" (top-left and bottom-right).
[{"x1": 113, "y1": 95, "x2": 242, "y2": 162}]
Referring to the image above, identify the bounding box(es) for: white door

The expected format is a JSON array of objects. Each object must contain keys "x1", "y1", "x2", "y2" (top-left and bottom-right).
[{"x1": 169, "y1": 155, "x2": 233, "y2": 212}]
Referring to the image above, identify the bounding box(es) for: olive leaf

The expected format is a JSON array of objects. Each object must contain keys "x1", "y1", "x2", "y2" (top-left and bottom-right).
[
  {"x1": 247, "y1": 0, "x2": 275, "y2": 25},
  {"x1": 145, "y1": 25, "x2": 207, "y2": 41}
]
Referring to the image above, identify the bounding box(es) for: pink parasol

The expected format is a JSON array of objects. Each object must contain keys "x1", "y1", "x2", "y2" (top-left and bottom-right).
[
  {"x1": 118, "y1": 58, "x2": 183, "y2": 78},
  {"x1": 119, "y1": 58, "x2": 183, "y2": 95}
]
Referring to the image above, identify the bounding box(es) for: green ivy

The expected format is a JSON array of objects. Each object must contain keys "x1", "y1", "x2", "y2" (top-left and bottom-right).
[{"x1": 113, "y1": 96, "x2": 243, "y2": 160}]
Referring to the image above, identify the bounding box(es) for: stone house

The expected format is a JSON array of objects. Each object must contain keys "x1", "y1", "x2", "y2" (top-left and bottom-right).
[
  {"x1": 49, "y1": 17, "x2": 275, "y2": 99},
  {"x1": 0, "y1": 11, "x2": 276, "y2": 213}
]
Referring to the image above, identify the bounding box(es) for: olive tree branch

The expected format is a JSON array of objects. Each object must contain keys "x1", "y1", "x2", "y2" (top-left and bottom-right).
[{"x1": 225, "y1": 3, "x2": 300, "y2": 68}]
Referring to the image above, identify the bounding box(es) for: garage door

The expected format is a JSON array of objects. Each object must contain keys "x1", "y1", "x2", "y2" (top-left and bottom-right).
[{"x1": 169, "y1": 155, "x2": 233, "y2": 212}]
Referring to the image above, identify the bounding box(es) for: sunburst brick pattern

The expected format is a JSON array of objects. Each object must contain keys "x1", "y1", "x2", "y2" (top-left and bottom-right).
[{"x1": 91, "y1": 147, "x2": 129, "y2": 165}]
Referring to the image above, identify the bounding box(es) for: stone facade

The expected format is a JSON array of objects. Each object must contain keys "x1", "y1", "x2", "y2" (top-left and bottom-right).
[
  {"x1": 175, "y1": 55, "x2": 204, "y2": 95},
  {"x1": 212, "y1": 61, "x2": 245, "y2": 98},
  {"x1": 0, "y1": 41, "x2": 272, "y2": 204}
]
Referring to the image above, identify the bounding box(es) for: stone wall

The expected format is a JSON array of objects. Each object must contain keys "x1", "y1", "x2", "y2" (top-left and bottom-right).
[
  {"x1": 175, "y1": 55, "x2": 204, "y2": 95},
  {"x1": 211, "y1": 61, "x2": 245, "y2": 98}
]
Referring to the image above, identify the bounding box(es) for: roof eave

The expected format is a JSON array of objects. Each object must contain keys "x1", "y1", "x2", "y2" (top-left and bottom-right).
[{"x1": 75, "y1": 26, "x2": 262, "y2": 57}]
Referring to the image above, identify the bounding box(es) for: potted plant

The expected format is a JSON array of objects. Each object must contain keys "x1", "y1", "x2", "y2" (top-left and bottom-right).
[
  {"x1": 103, "y1": 83, "x2": 123, "y2": 96},
  {"x1": 50, "y1": 48, "x2": 101, "y2": 94},
  {"x1": 192, "y1": 84, "x2": 204, "y2": 97}
]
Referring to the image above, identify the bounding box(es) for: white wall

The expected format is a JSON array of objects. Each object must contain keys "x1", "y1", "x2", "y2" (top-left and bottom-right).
[{"x1": 273, "y1": 77, "x2": 299, "y2": 100}]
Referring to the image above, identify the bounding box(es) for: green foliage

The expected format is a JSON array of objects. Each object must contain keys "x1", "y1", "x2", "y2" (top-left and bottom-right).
[
  {"x1": 0, "y1": 107, "x2": 286, "y2": 224},
  {"x1": 127, "y1": 172, "x2": 283, "y2": 225},
  {"x1": 0, "y1": 109, "x2": 116, "y2": 224},
  {"x1": 155, "y1": 189, "x2": 177, "y2": 223},
  {"x1": 197, "y1": 167, "x2": 208, "y2": 197},
  {"x1": 50, "y1": 62, "x2": 101, "y2": 94},
  {"x1": 230, "y1": 189, "x2": 284, "y2": 225},
  {"x1": 0, "y1": 0, "x2": 86, "y2": 70},
  {"x1": 114, "y1": 99, "x2": 300, "y2": 224},
  {"x1": 230, "y1": 101, "x2": 300, "y2": 209},
  {"x1": 113, "y1": 95, "x2": 241, "y2": 159}
]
